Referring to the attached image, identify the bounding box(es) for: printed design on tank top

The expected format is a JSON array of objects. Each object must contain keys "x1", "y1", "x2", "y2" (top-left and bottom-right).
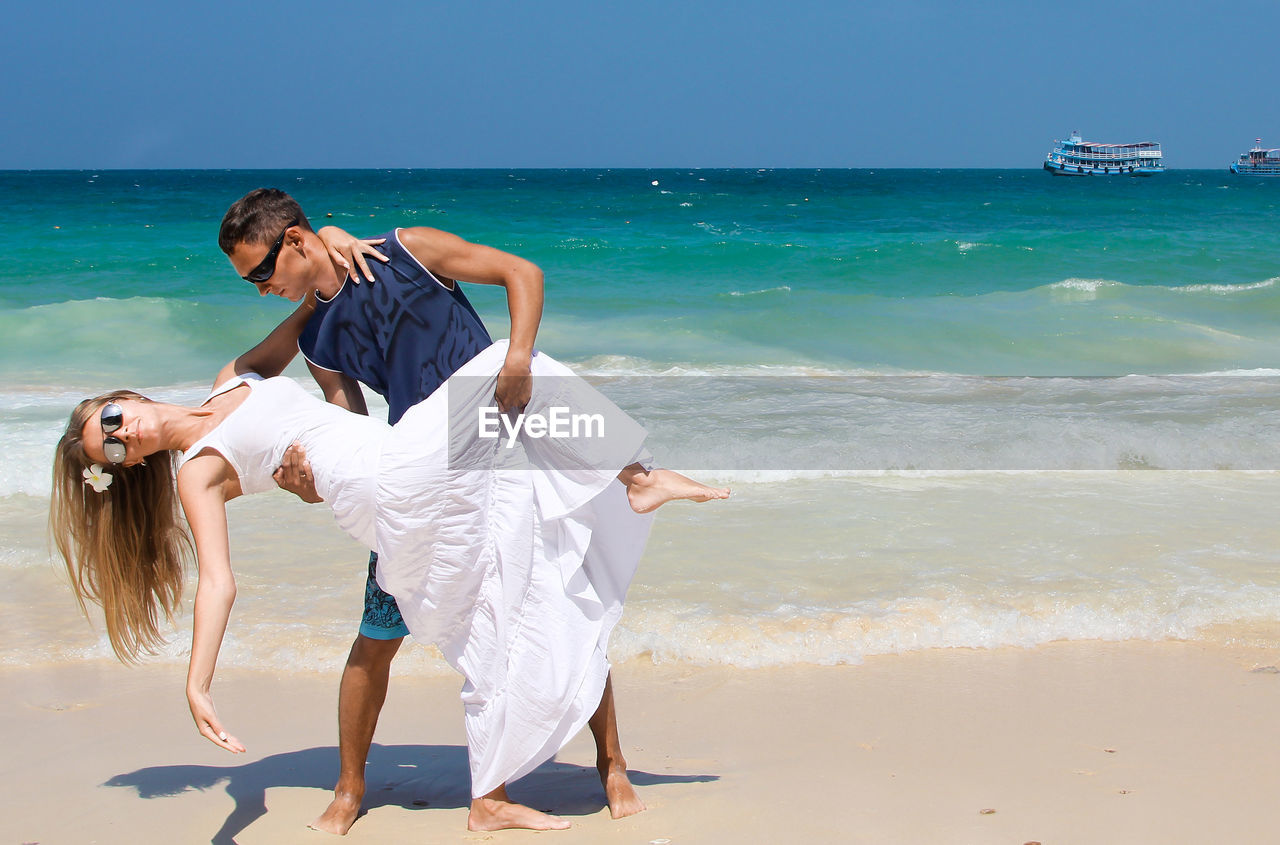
[{"x1": 299, "y1": 230, "x2": 492, "y2": 423}]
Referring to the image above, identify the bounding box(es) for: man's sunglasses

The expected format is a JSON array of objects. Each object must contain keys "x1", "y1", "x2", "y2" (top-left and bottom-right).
[
  {"x1": 242, "y1": 218, "x2": 300, "y2": 283},
  {"x1": 100, "y1": 402, "x2": 127, "y2": 465}
]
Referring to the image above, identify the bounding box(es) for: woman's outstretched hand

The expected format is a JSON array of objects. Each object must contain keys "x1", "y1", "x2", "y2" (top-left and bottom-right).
[
  {"x1": 317, "y1": 226, "x2": 389, "y2": 284},
  {"x1": 187, "y1": 687, "x2": 246, "y2": 753}
]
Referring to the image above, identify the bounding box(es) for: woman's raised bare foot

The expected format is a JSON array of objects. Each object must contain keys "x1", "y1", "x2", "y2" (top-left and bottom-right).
[
  {"x1": 624, "y1": 467, "x2": 730, "y2": 514},
  {"x1": 308, "y1": 789, "x2": 362, "y2": 835},
  {"x1": 468, "y1": 787, "x2": 570, "y2": 831}
]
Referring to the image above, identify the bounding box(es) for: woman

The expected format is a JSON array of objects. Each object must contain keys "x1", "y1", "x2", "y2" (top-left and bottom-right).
[{"x1": 50, "y1": 314, "x2": 728, "y2": 829}]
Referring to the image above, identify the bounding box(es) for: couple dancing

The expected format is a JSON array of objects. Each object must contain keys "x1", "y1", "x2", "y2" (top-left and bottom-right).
[{"x1": 50, "y1": 189, "x2": 728, "y2": 833}]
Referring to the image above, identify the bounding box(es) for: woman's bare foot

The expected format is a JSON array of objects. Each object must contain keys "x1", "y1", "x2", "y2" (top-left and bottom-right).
[
  {"x1": 468, "y1": 786, "x2": 570, "y2": 831},
  {"x1": 600, "y1": 763, "x2": 646, "y2": 819},
  {"x1": 623, "y1": 467, "x2": 730, "y2": 514},
  {"x1": 308, "y1": 789, "x2": 362, "y2": 835}
]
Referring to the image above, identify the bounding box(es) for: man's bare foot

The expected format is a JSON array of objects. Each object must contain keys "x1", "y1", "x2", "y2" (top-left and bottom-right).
[
  {"x1": 600, "y1": 763, "x2": 646, "y2": 819},
  {"x1": 468, "y1": 787, "x2": 570, "y2": 831},
  {"x1": 308, "y1": 789, "x2": 362, "y2": 835},
  {"x1": 626, "y1": 468, "x2": 730, "y2": 514}
]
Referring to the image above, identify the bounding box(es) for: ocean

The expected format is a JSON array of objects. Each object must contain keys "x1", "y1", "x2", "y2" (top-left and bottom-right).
[{"x1": 5, "y1": 168, "x2": 1280, "y2": 673}]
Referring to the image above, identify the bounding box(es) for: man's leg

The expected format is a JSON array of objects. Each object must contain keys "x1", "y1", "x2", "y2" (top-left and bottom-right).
[
  {"x1": 311, "y1": 553, "x2": 408, "y2": 835},
  {"x1": 588, "y1": 673, "x2": 645, "y2": 818}
]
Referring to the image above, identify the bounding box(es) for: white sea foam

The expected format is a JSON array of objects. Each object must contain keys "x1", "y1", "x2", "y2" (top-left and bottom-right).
[
  {"x1": 726, "y1": 285, "x2": 792, "y2": 297},
  {"x1": 1174, "y1": 278, "x2": 1278, "y2": 294},
  {"x1": 554, "y1": 236, "x2": 610, "y2": 251},
  {"x1": 567, "y1": 355, "x2": 886, "y2": 378},
  {"x1": 20, "y1": 573, "x2": 1280, "y2": 671},
  {"x1": 1049, "y1": 277, "x2": 1121, "y2": 294},
  {"x1": 8, "y1": 367, "x2": 1280, "y2": 500},
  {"x1": 1186, "y1": 368, "x2": 1280, "y2": 377},
  {"x1": 13, "y1": 471, "x2": 1280, "y2": 670},
  {"x1": 607, "y1": 595, "x2": 1262, "y2": 667},
  {"x1": 692, "y1": 221, "x2": 747, "y2": 237},
  {"x1": 1047, "y1": 276, "x2": 1279, "y2": 296}
]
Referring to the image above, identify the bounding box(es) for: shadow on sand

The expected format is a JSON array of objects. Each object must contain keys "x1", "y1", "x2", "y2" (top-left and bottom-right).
[{"x1": 104, "y1": 742, "x2": 718, "y2": 844}]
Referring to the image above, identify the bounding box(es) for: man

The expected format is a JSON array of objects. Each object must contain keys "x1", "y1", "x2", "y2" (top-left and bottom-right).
[{"x1": 218, "y1": 188, "x2": 644, "y2": 832}]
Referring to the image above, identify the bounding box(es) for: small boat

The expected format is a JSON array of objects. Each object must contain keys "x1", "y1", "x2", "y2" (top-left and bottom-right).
[
  {"x1": 1229, "y1": 140, "x2": 1280, "y2": 175},
  {"x1": 1043, "y1": 131, "x2": 1163, "y2": 176}
]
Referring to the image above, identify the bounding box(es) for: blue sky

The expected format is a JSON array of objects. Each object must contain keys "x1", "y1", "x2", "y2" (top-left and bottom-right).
[{"x1": 4, "y1": 0, "x2": 1278, "y2": 169}]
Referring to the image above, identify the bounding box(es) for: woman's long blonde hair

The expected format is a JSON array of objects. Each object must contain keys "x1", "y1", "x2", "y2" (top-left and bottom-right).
[{"x1": 49, "y1": 391, "x2": 191, "y2": 662}]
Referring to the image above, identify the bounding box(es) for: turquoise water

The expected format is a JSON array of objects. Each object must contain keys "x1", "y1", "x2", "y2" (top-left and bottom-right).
[
  {"x1": 5, "y1": 169, "x2": 1280, "y2": 670},
  {"x1": 5, "y1": 169, "x2": 1280, "y2": 385}
]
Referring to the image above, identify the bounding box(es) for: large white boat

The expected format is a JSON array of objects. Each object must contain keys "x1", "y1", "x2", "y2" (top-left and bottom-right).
[
  {"x1": 1229, "y1": 139, "x2": 1280, "y2": 175},
  {"x1": 1043, "y1": 131, "x2": 1163, "y2": 176}
]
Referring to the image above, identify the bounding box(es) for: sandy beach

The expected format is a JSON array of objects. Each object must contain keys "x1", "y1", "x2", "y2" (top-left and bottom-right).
[{"x1": 4, "y1": 640, "x2": 1279, "y2": 844}]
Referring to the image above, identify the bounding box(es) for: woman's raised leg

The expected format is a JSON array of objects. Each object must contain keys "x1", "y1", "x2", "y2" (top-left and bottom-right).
[{"x1": 616, "y1": 464, "x2": 730, "y2": 514}]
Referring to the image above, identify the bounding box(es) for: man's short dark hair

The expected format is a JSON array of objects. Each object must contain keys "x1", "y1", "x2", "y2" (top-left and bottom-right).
[{"x1": 218, "y1": 188, "x2": 312, "y2": 255}]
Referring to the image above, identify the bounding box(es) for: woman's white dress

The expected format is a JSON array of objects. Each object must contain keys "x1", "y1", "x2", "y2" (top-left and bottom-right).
[{"x1": 180, "y1": 341, "x2": 653, "y2": 797}]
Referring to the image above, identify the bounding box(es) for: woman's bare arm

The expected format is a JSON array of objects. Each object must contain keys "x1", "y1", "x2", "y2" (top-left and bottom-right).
[{"x1": 177, "y1": 452, "x2": 247, "y2": 753}]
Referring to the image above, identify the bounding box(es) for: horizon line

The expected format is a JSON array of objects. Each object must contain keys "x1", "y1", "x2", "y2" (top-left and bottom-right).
[{"x1": 0, "y1": 165, "x2": 1245, "y2": 173}]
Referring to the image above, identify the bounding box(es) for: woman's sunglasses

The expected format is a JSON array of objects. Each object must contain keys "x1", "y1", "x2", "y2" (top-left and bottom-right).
[
  {"x1": 100, "y1": 402, "x2": 127, "y2": 465},
  {"x1": 242, "y1": 218, "x2": 300, "y2": 283}
]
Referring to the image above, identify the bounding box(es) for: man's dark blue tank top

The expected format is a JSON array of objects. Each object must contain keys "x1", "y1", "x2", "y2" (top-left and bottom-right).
[{"x1": 298, "y1": 230, "x2": 493, "y2": 424}]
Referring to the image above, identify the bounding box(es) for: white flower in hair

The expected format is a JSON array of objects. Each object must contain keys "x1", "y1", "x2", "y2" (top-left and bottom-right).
[{"x1": 83, "y1": 463, "x2": 114, "y2": 493}]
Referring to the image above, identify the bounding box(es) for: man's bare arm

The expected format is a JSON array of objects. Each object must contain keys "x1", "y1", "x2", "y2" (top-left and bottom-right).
[
  {"x1": 212, "y1": 297, "x2": 315, "y2": 390},
  {"x1": 308, "y1": 363, "x2": 370, "y2": 415},
  {"x1": 398, "y1": 227, "x2": 543, "y2": 412}
]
